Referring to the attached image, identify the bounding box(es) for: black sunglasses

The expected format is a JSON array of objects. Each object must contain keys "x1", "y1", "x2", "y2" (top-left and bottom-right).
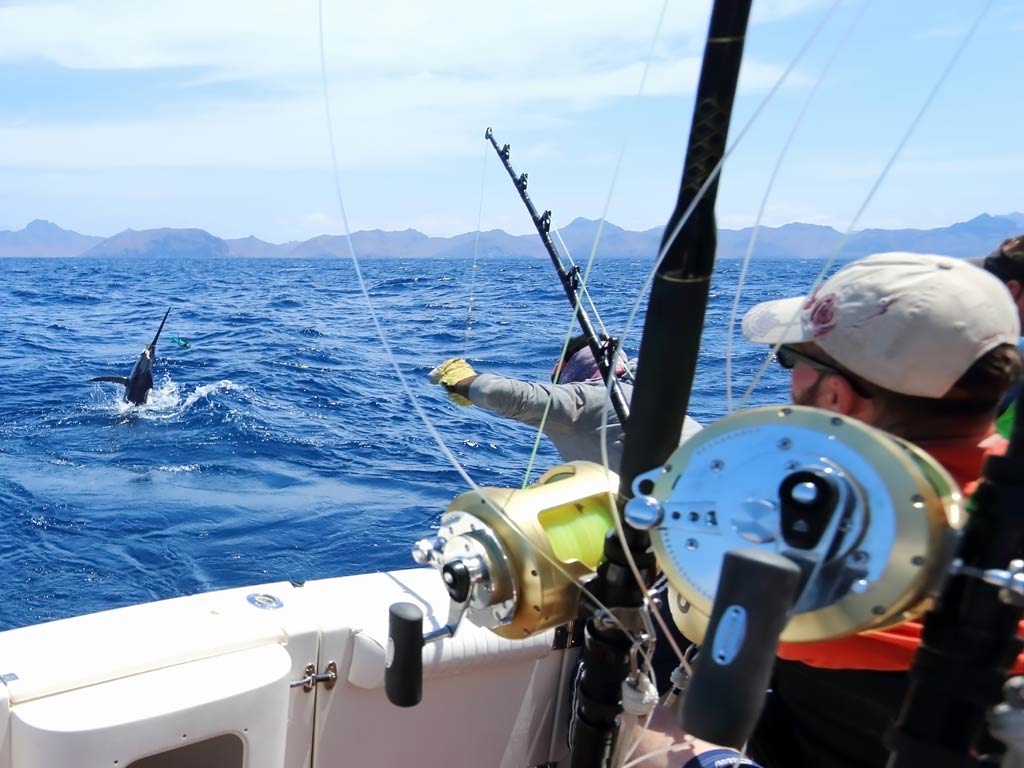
[
  {"x1": 775, "y1": 345, "x2": 841, "y2": 373},
  {"x1": 775, "y1": 345, "x2": 874, "y2": 398}
]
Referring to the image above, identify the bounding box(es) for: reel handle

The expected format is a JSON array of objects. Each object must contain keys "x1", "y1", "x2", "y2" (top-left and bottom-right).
[
  {"x1": 681, "y1": 549, "x2": 801, "y2": 749},
  {"x1": 385, "y1": 602, "x2": 424, "y2": 707}
]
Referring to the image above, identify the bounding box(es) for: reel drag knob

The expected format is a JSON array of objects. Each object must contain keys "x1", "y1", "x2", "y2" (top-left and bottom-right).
[
  {"x1": 778, "y1": 470, "x2": 839, "y2": 550},
  {"x1": 442, "y1": 560, "x2": 472, "y2": 603},
  {"x1": 624, "y1": 495, "x2": 664, "y2": 530}
]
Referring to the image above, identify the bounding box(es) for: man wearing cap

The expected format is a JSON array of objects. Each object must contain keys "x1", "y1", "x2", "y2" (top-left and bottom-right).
[
  {"x1": 430, "y1": 335, "x2": 702, "y2": 471},
  {"x1": 970, "y1": 234, "x2": 1024, "y2": 437},
  {"x1": 738, "y1": 252, "x2": 1021, "y2": 767}
]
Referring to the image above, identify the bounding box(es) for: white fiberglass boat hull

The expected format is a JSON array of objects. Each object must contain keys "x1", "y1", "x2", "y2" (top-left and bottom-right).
[{"x1": 0, "y1": 568, "x2": 575, "y2": 767}]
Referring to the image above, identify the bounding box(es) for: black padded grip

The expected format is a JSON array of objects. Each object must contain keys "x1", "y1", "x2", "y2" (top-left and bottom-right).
[
  {"x1": 680, "y1": 549, "x2": 801, "y2": 748},
  {"x1": 385, "y1": 602, "x2": 424, "y2": 707}
]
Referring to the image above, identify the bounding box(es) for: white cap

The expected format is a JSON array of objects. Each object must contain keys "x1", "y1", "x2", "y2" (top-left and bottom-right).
[{"x1": 742, "y1": 252, "x2": 1020, "y2": 398}]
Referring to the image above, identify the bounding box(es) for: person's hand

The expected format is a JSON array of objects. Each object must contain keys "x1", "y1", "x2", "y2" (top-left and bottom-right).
[{"x1": 428, "y1": 358, "x2": 477, "y2": 406}]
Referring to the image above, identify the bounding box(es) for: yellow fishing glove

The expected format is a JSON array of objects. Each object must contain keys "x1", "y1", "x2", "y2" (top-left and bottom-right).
[{"x1": 428, "y1": 357, "x2": 477, "y2": 407}]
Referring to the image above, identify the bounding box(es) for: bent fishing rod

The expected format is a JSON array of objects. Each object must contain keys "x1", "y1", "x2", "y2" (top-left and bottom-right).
[
  {"x1": 568, "y1": 0, "x2": 753, "y2": 765},
  {"x1": 484, "y1": 128, "x2": 630, "y2": 427}
]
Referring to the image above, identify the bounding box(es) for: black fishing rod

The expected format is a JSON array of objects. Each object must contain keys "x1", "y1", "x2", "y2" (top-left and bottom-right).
[
  {"x1": 888, "y1": 385, "x2": 1024, "y2": 767},
  {"x1": 485, "y1": 128, "x2": 630, "y2": 427},
  {"x1": 568, "y1": 1, "x2": 753, "y2": 765}
]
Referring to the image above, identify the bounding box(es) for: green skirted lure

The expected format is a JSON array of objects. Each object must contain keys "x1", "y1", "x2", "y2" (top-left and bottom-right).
[{"x1": 170, "y1": 335, "x2": 191, "y2": 350}]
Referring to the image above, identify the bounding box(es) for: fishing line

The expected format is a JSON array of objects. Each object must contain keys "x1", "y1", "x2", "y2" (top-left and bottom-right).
[
  {"x1": 519, "y1": 388, "x2": 557, "y2": 489},
  {"x1": 737, "y1": 0, "x2": 997, "y2": 410},
  {"x1": 619, "y1": 611, "x2": 671, "y2": 762},
  {"x1": 724, "y1": 0, "x2": 859, "y2": 414},
  {"x1": 595, "y1": 0, "x2": 995, "y2": 753},
  {"x1": 462, "y1": 139, "x2": 489, "y2": 358},
  {"x1": 507, "y1": 2, "x2": 690, "y2": 714},
  {"x1": 567, "y1": 2, "x2": 996, "y2": 756},
  {"x1": 595, "y1": 0, "x2": 841, "y2": 680},
  {"x1": 621, "y1": 703, "x2": 659, "y2": 764},
  {"x1": 317, "y1": 0, "x2": 475, "y2": 492},
  {"x1": 574, "y1": 0, "x2": 670, "y2": 320},
  {"x1": 552, "y1": 226, "x2": 615, "y2": 345},
  {"x1": 316, "y1": 0, "x2": 645, "y2": 648},
  {"x1": 517, "y1": 0, "x2": 669, "y2": 491}
]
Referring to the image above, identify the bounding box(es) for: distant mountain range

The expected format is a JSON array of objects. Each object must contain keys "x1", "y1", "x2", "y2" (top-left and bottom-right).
[{"x1": 1, "y1": 213, "x2": 1022, "y2": 260}]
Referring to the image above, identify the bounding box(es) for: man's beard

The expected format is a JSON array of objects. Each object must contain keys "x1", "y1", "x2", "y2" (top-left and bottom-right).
[{"x1": 792, "y1": 373, "x2": 825, "y2": 408}]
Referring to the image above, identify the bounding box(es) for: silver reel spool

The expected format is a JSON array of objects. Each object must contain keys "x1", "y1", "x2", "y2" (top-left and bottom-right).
[{"x1": 625, "y1": 405, "x2": 964, "y2": 643}]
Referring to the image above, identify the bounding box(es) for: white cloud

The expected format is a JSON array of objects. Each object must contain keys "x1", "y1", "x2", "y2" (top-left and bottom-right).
[
  {"x1": 0, "y1": 1, "x2": 319, "y2": 75},
  {"x1": 12, "y1": 0, "x2": 989, "y2": 240},
  {"x1": 0, "y1": 46, "x2": 800, "y2": 172},
  {"x1": 0, "y1": 0, "x2": 820, "y2": 80},
  {"x1": 0, "y1": 0, "x2": 817, "y2": 176},
  {"x1": 0, "y1": 0, "x2": 819, "y2": 179},
  {"x1": 0, "y1": 1, "x2": 689, "y2": 76}
]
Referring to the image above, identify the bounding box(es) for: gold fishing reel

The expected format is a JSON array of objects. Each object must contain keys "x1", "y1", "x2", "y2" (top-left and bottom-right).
[
  {"x1": 413, "y1": 460, "x2": 619, "y2": 639},
  {"x1": 624, "y1": 405, "x2": 964, "y2": 644}
]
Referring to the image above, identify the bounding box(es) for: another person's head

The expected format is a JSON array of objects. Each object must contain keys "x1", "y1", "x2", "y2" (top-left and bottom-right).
[
  {"x1": 742, "y1": 252, "x2": 1021, "y2": 440},
  {"x1": 553, "y1": 335, "x2": 630, "y2": 384},
  {"x1": 970, "y1": 234, "x2": 1024, "y2": 328}
]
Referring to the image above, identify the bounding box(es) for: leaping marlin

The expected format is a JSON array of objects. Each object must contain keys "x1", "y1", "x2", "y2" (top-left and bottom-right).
[{"x1": 91, "y1": 308, "x2": 171, "y2": 405}]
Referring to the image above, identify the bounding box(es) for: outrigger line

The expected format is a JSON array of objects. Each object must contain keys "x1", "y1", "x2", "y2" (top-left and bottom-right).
[{"x1": 484, "y1": 127, "x2": 630, "y2": 428}]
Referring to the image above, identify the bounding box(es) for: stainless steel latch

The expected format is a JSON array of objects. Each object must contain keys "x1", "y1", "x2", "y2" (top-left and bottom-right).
[{"x1": 290, "y1": 661, "x2": 337, "y2": 692}]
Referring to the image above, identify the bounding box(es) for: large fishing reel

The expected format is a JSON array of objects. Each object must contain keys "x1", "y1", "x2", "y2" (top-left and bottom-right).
[
  {"x1": 385, "y1": 461, "x2": 618, "y2": 706},
  {"x1": 626, "y1": 405, "x2": 964, "y2": 645},
  {"x1": 416, "y1": 460, "x2": 618, "y2": 638},
  {"x1": 621, "y1": 405, "x2": 966, "y2": 749},
  {"x1": 385, "y1": 405, "x2": 965, "y2": 712}
]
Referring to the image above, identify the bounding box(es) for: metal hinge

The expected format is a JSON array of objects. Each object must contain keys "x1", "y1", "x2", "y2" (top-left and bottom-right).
[{"x1": 290, "y1": 661, "x2": 337, "y2": 692}]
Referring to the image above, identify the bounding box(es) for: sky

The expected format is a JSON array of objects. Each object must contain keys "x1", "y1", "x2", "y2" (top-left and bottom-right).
[{"x1": 0, "y1": 0, "x2": 1020, "y2": 243}]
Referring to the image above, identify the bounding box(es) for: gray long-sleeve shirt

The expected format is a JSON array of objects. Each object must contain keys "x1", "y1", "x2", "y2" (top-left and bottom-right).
[{"x1": 467, "y1": 374, "x2": 702, "y2": 471}]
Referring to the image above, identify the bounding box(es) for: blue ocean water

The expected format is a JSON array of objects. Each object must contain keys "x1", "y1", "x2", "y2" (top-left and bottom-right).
[{"x1": 0, "y1": 255, "x2": 820, "y2": 630}]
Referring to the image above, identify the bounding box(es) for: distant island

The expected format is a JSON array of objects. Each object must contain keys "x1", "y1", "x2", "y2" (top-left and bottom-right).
[{"x1": 1, "y1": 213, "x2": 1022, "y2": 260}]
